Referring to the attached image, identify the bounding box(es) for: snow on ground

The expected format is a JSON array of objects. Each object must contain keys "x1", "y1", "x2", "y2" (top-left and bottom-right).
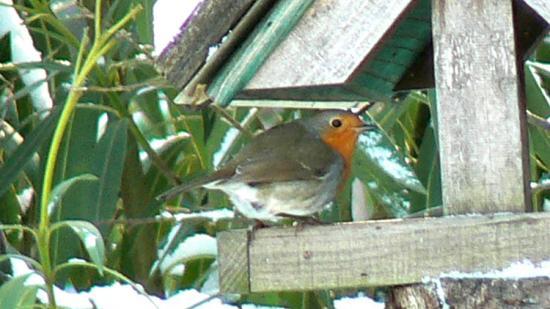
[
  {"x1": 334, "y1": 294, "x2": 384, "y2": 309},
  {"x1": 54, "y1": 283, "x2": 381, "y2": 309}
]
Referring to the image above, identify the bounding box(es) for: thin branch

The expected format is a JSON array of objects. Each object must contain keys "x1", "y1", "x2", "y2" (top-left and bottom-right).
[
  {"x1": 185, "y1": 293, "x2": 223, "y2": 309},
  {"x1": 71, "y1": 78, "x2": 169, "y2": 93},
  {"x1": 127, "y1": 119, "x2": 181, "y2": 185},
  {"x1": 527, "y1": 110, "x2": 550, "y2": 131},
  {"x1": 210, "y1": 104, "x2": 254, "y2": 138},
  {"x1": 353, "y1": 101, "x2": 377, "y2": 115},
  {"x1": 531, "y1": 181, "x2": 550, "y2": 195}
]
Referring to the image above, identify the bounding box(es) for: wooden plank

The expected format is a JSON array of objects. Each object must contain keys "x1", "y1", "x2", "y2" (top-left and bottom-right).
[
  {"x1": 156, "y1": 0, "x2": 257, "y2": 90},
  {"x1": 229, "y1": 100, "x2": 372, "y2": 109},
  {"x1": 244, "y1": 0, "x2": 416, "y2": 90},
  {"x1": 237, "y1": 85, "x2": 369, "y2": 101},
  {"x1": 217, "y1": 229, "x2": 250, "y2": 293},
  {"x1": 388, "y1": 278, "x2": 550, "y2": 308},
  {"x1": 207, "y1": 0, "x2": 316, "y2": 106},
  {"x1": 217, "y1": 212, "x2": 550, "y2": 293},
  {"x1": 523, "y1": 0, "x2": 550, "y2": 23},
  {"x1": 432, "y1": 0, "x2": 528, "y2": 214}
]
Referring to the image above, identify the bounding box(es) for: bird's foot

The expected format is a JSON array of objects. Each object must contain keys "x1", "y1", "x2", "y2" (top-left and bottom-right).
[
  {"x1": 276, "y1": 214, "x2": 327, "y2": 234},
  {"x1": 247, "y1": 220, "x2": 271, "y2": 242}
]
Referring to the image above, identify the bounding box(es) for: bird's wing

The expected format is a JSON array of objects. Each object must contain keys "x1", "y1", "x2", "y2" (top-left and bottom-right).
[
  {"x1": 223, "y1": 123, "x2": 343, "y2": 184},
  {"x1": 157, "y1": 121, "x2": 344, "y2": 200}
]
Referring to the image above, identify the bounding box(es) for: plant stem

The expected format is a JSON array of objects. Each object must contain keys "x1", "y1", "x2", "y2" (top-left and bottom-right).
[{"x1": 36, "y1": 4, "x2": 142, "y2": 307}]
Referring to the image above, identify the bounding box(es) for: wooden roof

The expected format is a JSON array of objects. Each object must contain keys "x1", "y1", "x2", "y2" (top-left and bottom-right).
[{"x1": 156, "y1": 0, "x2": 549, "y2": 106}]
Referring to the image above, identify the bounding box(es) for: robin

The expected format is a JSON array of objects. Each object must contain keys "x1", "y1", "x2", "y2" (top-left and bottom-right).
[{"x1": 157, "y1": 109, "x2": 375, "y2": 223}]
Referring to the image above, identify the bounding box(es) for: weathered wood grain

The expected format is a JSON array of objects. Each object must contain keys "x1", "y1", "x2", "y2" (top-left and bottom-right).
[
  {"x1": 217, "y1": 229, "x2": 250, "y2": 293},
  {"x1": 523, "y1": 0, "x2": 550, "y2": 23},
  {"x1": 217, "y1": 212, "x2": 550, "y2": 293},
  {"x1": 244, "y1": 0, "x2": 416, "y2": 90},
  {"x1": 207, "y1": 0, "x2": 316, "y2": 106},
  {"x1": 156, "y1": 0, "x2": 256, "y2": 91},
  {"x1": 388, "y1": 278, "x2": 550, "y2": 308},
  {"x1": 387, "y1": 283, "x2": 440, "y2": 309},
  {"x1": 229, "y1": 100, "x2": 371, "y2": 109},
  {"x1": 432, "y1": 0, "x2": 528, "y2": 214},
  {"x1": 174, "y1": 0, "x2": 276, "y2": 106}
]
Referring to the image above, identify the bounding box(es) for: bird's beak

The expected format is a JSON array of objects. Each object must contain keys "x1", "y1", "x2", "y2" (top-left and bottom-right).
[{"x1": 354, "y1": 123, "x2": 377, "y2": 132}]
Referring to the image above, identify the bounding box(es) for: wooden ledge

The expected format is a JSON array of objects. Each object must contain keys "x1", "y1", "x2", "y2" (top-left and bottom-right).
[{"x1": 217, "y1": 212, "x2": 550, "y2": 293}]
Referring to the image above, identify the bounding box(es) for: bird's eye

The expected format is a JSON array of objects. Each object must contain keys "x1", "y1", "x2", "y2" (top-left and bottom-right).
[{"x1": 330, "y1": 118, "x2": 342, "y2": 128}]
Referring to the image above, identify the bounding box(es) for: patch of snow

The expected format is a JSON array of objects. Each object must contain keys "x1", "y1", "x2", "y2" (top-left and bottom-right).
[
  {"x1": 423, "y1": 260, "x2": 550, "y2": 309},
  {"x1": 200, "y1": 262, "x2": 220, "y2": 295},
  {"x1": 206, "y1": 33, "x2": 230, "y2": 61},
  {"x1": 207, "y1": 45, "x2": 219, "y2": 61},
  {"x1": 62, "y1": 284, "x2": 235, "y2": 309},
  {"x1": 440, "y1": 260, "x2": 550, "y2": 279},
  {"x1": 10, "y1": 258, "x2": 93, "y2": 308},
  {"x1": 158, "y1": 209, "x2": 234, "y2": 223},
  {"x1": 16, "y1": 187, "x2": 34, "y2": 214},
  {"x1": 358, "y1": 132, "x2": 425, "y2": 193},
  {"x1": 241, "y1": 305, "x2": 285, "y2": 309},
  {"x1": 11, "y1": 261, "x2": 236, "y2": 308},
  {"x1": 432, "y1": 278, "x2": 450, "y2": 309},
  {"x1": 0, "y1": 0, "x2": 53, "y2": 115},
  {"x1": 96, "y1": 112, "x2": 109, "y2": 141},
  {"x1": 139, "y1": 132, "x2": 190, "y2": 168},
  {"x1": 334, "y1": 294, "x2": 384, "y2": 309},
  {"x1": 157, "y1": 233, "x2": 217, "y2": 276}
]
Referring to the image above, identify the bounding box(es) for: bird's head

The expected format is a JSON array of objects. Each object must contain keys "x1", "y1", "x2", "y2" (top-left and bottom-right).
[{"x1": 302, "y1": 110, "x2": 376, "y2": 168}]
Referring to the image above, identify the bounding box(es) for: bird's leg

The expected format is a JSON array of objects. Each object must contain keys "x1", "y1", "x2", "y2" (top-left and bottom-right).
[
  {"x1": 247, "y1": 220, "x2": 271, "y2": 242},
  {"x1": 276, "y1": 214, "x2": 328, "y2": 234},
  {"x1": 278, "y1": 214, "x2": 326, "y2": 225}
]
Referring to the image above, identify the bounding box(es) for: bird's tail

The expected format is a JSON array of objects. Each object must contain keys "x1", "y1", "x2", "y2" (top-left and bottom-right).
[
  {"x1": 155, "y1": 182, "x2": 197, "y2": 201},
  {"x1": 155, "y1": 170, "x2": 229, "y2": 201}
]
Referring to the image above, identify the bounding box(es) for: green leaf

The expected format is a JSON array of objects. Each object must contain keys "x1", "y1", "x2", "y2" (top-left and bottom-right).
[
  {"x1": 49, "y1": 0, "x2": 88, "y2": 40},
  {"x1": 525, "y1": 62, "x2": 550, "y2": 173},
  {"x1": 133, "y1": 0, "x2": 155, "y2": 44},
  {"x1": 51, "y1": 220, "x2": 105, "y2": 275},
  {"x1": 91, "y1": 119, "x2": 128, "y2": 231},
  {"x1": 356, "y1": 128, "x2": 426, "y2": 194},
  {"x1": 410, "y1": 121, "x2": 442, "y2": 213},
  {"x1": 50, "y1": 111, "x2": 127, "y2": 275},
  {"x1": 0, "y1": 108, "x2": 60, "y2": 198},
  {"x1": 206, "y1": 108, "x2": 256, "y2": 168},
  {"x1": 525, "y1": 62, "x2": 550, "y2": 116},
  {"x1": 0, "y1": 273, "x2": 40, "y2": 309},
  {"x1": 47, "y1": 174, "x2": 98, "y2": 215},
  {"x1": 119, "y1": 134, "x2": 161, "y2": 291}
]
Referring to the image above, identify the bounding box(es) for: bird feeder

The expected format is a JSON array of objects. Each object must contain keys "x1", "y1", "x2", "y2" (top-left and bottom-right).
[{"x1": 156, "y1": 0, "x2": 550, "y2": 306}]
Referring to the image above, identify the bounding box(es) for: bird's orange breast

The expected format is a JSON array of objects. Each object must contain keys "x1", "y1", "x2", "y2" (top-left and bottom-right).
[{"x1": 321, "y1": 129, "x2": 360, "y2": 181}]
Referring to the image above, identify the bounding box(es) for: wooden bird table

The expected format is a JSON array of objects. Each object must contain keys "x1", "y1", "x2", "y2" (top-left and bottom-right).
[{"x1": 215, "y1": 0, "x2": 550, "y2": 306}]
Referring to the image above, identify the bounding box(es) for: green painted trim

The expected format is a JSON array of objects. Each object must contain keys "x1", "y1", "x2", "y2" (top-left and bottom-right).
[{"x1": 207, "y1": 0, "x2": 315, "y2": 106}]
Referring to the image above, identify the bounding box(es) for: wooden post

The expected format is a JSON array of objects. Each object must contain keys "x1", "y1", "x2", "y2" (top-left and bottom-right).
[
  {"x1": 432, "y1": 0, "x2": 529, "y2": 214},
  {"x1": 388, "y1": 278, "x2": 550, "y2": 308},
  {"x1": 217, "y1": 230, "x2": 250, "y2": 293}
]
